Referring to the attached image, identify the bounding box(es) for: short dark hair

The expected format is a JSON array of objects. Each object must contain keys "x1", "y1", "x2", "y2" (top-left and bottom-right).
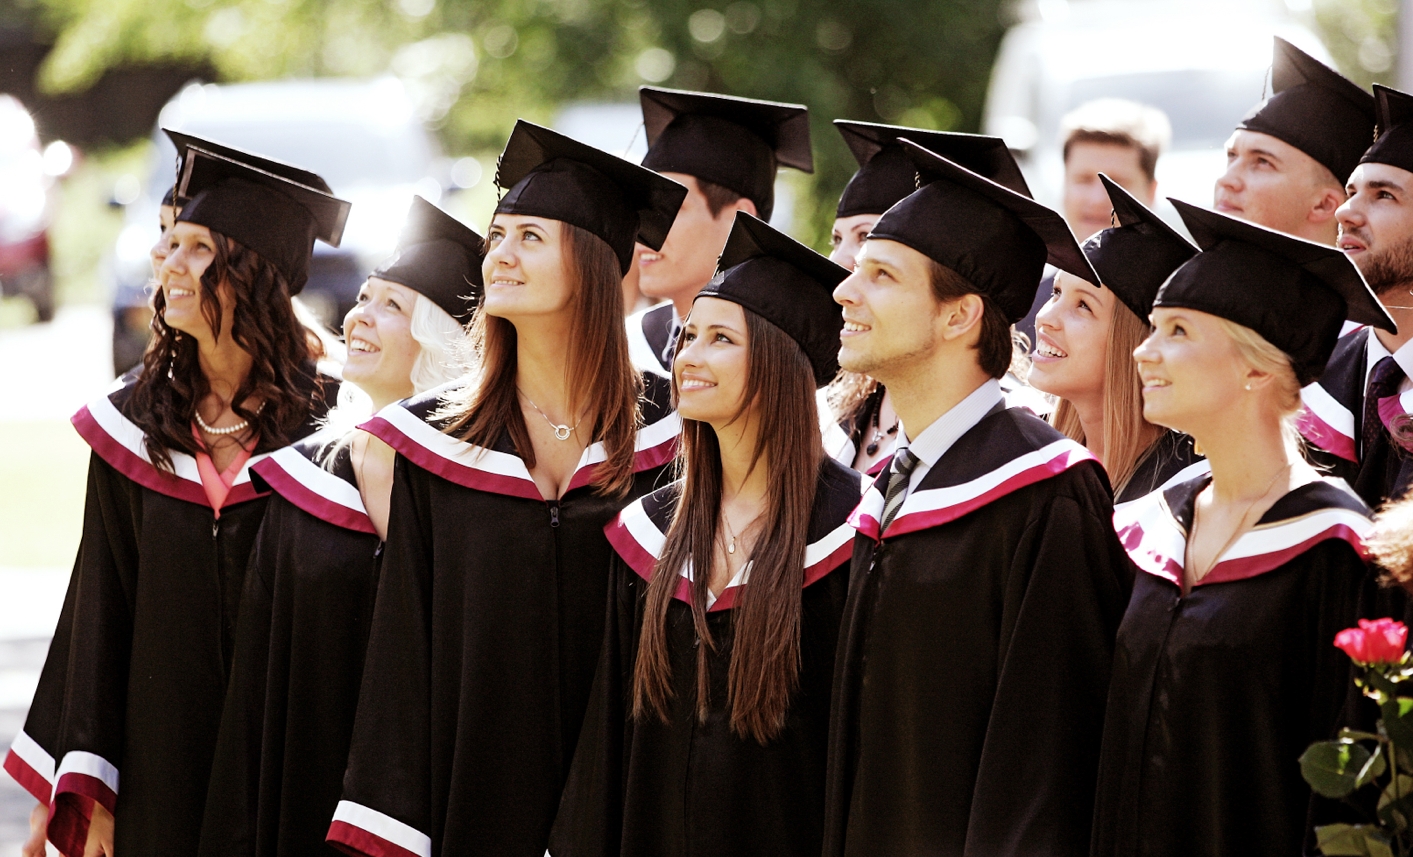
[
  {"x1": 697, "y1": 177, "x2": 746, "y2": 219},
  {"x1": 1060, "y1": 98, "x2": 1171, "y2": 184},
  {"x1": 926, "y1": 259, "x2": 1012, "y2": 379}
]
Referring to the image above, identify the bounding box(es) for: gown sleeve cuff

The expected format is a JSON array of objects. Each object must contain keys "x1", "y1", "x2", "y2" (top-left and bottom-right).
[
  {"x1": 3, "y1": 730, "x2": 55, "y2": 804},
  {"x1": 327, "y1": 800, "x2": 432, "y2": 857}
]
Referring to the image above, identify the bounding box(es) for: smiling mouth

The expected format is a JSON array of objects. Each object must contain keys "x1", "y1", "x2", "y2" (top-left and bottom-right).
[
  {"x1": 1142, "y1": 378, "x2": 1171, "y2": 390},
  {"x1": 490, "y1": 277, "x2": 524, "y2": 287},
  {"x1": 348, "y1": 338, "x2": 380, "y2": 354},
  {"x1": 1035, "y1": 341, "x2": 1067, "y2": 359},
  {"x1": 168, "y1": 287, "x2": 196, "y2": 298},
  {"x1": 639, "y1": 252, "x2": 662, "y2": 265},
  {"x1": 842, "y1": 320, "x2": 869, "y2": 333},
  {"x1": 679, "y1": 378, "x2": 715, "y2": 390}
]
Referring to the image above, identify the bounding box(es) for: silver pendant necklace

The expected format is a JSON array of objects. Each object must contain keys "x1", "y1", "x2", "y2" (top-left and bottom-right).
[{"x1": 520, "y1": 390, "x2": 582, "y2": 441}]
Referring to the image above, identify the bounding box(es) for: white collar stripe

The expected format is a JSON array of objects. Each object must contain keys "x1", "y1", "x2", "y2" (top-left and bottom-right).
[
  {"x1": 1112, "y1": 459, "x2": 1212, "y2": 516},
  {"x1": 253, "y1": 451, "x2": 376, "y2": 534},
  {"x1": 626, "y1": 306, "x2": 673, "y2": 378},
  {"x1": 54, "y1": 749, "x2": 119, "y2": 812},
  {"x1": 329, "y1": 800, "x2": 432, "y2": 857},
  {"x1": 1298, "y1": 382, "x2": 1357, "y2": 461}
]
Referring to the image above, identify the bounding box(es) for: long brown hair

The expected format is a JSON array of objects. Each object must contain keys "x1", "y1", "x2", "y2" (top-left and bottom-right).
[
  {"x1": 440, "y1": 222, "x2": 642, "y2": 497},
  {"x1": 1049, "y1": 298, "x2": 1163, "y2": 494},
  {"x1": 129, "y1": 232, "x2": 323, "y2": 472},
  {"x1": 633, "y1": 309, "x2": 823, "y2": 744}
]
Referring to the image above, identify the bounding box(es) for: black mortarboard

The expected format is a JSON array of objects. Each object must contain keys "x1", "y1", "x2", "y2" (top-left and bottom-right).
[
  {"x1": 695, "y1": 212, "x2": 847, "y2": 386},
  {"x1": 175, "y1": 148, "x2": 351, "y2": 294},
  {"x1": 1159, "y1": 198, "x2": 1395, "y2": 385},
  {"x1": 1236, "y1": 37, "x2": 1375, "y2": 183},
  {"x1": 164, "y1": 129, "x2": 333, "y2": 195},
  {"x1": 494, "y1": 120, "x2": 687, "y2": 275},
  {"x1": 1081, "y1": 174, "x2": 1198, "y2": 320},
  {"x1": 372, "y1": 196, "x2": 484, "y2": 322},
  {"x1": 870, "y1": 139, "x2": 1098, "y2": 324},
  {"x1": 639, "y1": 87, "x2": 811, "y2": 221},
  {"x1": 161, "y1": 184, "x2": 176, "y2": 208},
  {"x1": 834, "y1": 121, "x2": 1031, "y2": 218},
  {"x1": 1360, "y1": 84, "x2": 1413, "y2": 174}
]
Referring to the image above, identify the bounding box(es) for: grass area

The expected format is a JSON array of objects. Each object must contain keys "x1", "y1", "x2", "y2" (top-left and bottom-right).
[{"x1": 0, "y1": 420, "x2": 89, "y2": 568}]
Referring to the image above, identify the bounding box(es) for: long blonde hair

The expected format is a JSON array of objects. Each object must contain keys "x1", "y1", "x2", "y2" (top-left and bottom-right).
[
  {"x1": 1213, "y1": 316, "x2": 1304, "y2": 454},
  {"x1": 1048, "y1": 300, "x2": 1164, "y2": 495}
]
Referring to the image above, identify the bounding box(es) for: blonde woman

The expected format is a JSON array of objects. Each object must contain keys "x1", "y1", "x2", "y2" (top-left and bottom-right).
[
  {"x1": 197, "y1": 197, "x2": 478, "y2": 857},
  {"x1": 1092, "y1": 200, "x2": 1387, "y2": 857},
  {"x1": 1030, "y1": 175, "x2": 1206, "y2": 504}
]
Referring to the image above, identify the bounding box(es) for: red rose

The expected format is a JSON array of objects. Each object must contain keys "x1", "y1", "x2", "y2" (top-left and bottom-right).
[{"x1": 1335, "y1": 619, "x2": 1409, "y2": 666}]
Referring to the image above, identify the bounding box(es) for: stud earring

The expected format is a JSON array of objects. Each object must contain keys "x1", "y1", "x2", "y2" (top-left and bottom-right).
[{"x1": 1245, "y1": 383, "x2": 1253, "y2": 391}]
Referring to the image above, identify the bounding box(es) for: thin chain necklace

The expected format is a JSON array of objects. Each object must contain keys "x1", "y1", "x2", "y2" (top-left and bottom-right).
[
  {"x1": 519, "y1": 389, "x2": 582, "y2": 441},
  {"x1": 721, "y1": 511, "x2": 761, "y2": 556},
  {"x1": 1189, "y1": 463, "x2": 1292, "y2": 582}
]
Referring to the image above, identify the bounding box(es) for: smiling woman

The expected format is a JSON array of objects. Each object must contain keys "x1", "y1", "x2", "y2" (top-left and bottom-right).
[
  {"x1": 4, "y1": 138, "x2": 347, "y2": 857},
  {"x1": 327, "y1": 121, "x2": 687, "y2": 857}
]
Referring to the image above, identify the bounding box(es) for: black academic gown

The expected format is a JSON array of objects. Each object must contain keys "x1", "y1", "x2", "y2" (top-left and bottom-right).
[
  {"x1": 198, "y1": 431, "x2": 383, "y2": 857},
  {"x1": 549, "y1": 459, "x2": 861, "y2": 857},
  {"x1": 1113, "y1": 431, "x2": 1207, "y2": 507},
  {"x1": 1091, "y1": 476, "x2": 1373, "y2": 857},
  {"x1": 626, "y1": 302, "x2": 677, "y2": 377},
  {"x1": 328, "y1": 375, "x2": 679, "y2": 857},
  {"x1": 1300, "y1": 327, "x2": 1413, "y2": 508},
  {"x1": 822, "y1": 406, "x2": 1133, "y2": 857},
  {"x1": 2, "y1": 369, "x2": 334, "y2": 857}
]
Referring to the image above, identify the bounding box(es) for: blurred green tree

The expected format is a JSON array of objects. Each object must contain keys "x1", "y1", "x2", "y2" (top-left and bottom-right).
[{"x1": 20, "y1": 0, "x2": 1008, "y2": 246}]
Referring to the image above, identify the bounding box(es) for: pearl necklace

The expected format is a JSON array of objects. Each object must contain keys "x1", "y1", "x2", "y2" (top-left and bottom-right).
[{"x1": 194, "y1": 408, "x2": 250, "y2": 436}]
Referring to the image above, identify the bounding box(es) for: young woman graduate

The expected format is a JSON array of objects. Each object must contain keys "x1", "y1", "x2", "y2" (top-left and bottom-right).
[
  {"x1": 1029, "y1": 174, "x2": 1207, "y2": 506},
  {"x1": 822, "y1": 121, "x2": 1033, "y2": 475},
  {"x1": 4, "y1": 136, "x2": 350, "y2": 857},
  {"x1": 326, "y1": 121, "x2": 687, "y2": 857},
  {"x1": 196, "y1": 196, "x2": 480, "y2": 857},
  {"x1": 1091, "y1": 199, "x2": 1390, "y2": 857},
  {"x1": 549, "y1": 212, "x2": 857, "y2": 857}
]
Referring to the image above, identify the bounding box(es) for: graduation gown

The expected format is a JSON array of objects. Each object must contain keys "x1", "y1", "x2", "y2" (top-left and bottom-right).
[
  {"x1": 2, "y1": 370, "x2": 334, "y2": 857},
  {"x1": 327, "y1": 375, "x2": 680, "y2": 857},
  {"x1": 1113, "y1": 431, "x2": 1208, "y2": 508},
  {"x1": 1299, "y1": 327, "x2": 1413, "y2": 507},
  {"x1": 198, "y1": 431, "x2": 382, "y2": 857},
  {"x1": 626, "y1": 302, "x2": 676, "y2": 378},
  {"x1": 549, "y1": 459, "x2": 861, "y2": 857},
  {"x1": 822, "y1": 406, "x2": 1132, "y2": 857},
  {"x1": 1091, "y1": 476, "x2": 1373, "y2": 857}
]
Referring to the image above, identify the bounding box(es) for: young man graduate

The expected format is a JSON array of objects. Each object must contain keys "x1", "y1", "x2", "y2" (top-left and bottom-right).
[
  {"x1": 627, "y1": 86, "x2": 812, "y2": 376},
  {"x1": 1215, "y1": 37, "x2": 1374, "y2": 245},
  {"x1": 821, "y1": 142, "x2": 1133, "y2": 856},
  {"x1": 1307, "y1": 83, "x2": 1413, "y2": 509}
]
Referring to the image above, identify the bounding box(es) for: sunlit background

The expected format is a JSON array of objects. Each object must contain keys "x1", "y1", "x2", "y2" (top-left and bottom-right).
[{"x1": 0, "y1": 0, "x2": 1404, "y2": 848}]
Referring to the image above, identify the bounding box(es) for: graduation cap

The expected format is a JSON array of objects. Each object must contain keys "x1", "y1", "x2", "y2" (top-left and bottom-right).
[
  {"x1": 164, "y1": 129, "x2": 333, "y2": 195},
  {"x1": 834, "y1": 120, "x2": 1031, "y2": 218},
  {"x1": 1360, "y1": 84, "x2": 1413, "y2": 174},
  {"x1": 175, "y1": 147, "x2": 352, "y2": 294},
  {"x1": 639, "y1": 86, "x2": 811, "y2": 221},
  {"x1": 1236, "y1": 37, "x2": 1375, "y2": 184},
  {"x1": 161, "y1": 184, "x2": 176, "y2": 208},
  {"x1": 1159, "y1": 198, "x2": 1395, "y2": 385},
  {"x1": 695, "y1": 212, "x2": 847, "y2": 386},
  {"x1": 494, "y1": 120, "x2": 688, "y2": 275},
  {"x1": 1080, "y1": 174, "x2": 1198, "y2": 320},
  {"x1": 869, "y1": 139, "x2": 1098, "y2": 324},
  {"x1": 372, "y1": 196, "x2": 484, "y2": 322}
]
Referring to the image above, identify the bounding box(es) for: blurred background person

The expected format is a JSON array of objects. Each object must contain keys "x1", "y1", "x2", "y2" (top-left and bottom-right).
[{"x1": 1015, "y1": 98, "x2": 1170, "y2": 347}]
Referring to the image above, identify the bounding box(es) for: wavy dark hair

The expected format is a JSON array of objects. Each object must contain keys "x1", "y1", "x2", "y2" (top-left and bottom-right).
[
  {"x1": 633, "y1": 308, "x2": 822, "y2": 744},
  {"x1": 129, "y1": 230, "x2": 324, "y2": 472},
  {"x1": 440, "y1": 221, "x2": 642, "y2": 497}
]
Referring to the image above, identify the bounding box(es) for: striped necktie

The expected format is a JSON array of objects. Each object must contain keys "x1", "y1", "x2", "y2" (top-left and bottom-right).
[
  {"x1": 879, "y1": 448, "x2": 920, "y2": 535},
  {"x1": 1363, "y1": 356, "x2": 1405, "y2": 457}
]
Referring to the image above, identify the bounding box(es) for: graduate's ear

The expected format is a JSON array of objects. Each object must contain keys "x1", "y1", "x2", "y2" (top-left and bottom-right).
[{"x1": 938, "y1": 292, "x2": 987, "y2": 343}]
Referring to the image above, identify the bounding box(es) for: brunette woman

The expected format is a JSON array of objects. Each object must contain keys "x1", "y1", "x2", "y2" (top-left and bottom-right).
[
  {"x1": 550, "y1": 213, "x2": 855, "y2": 857},
  {"x1": 197, "y1": 196, "x2": 479, "y2": 857},
  {"x1": 1092, "y1": 200, "x2": 1388, "y2": 857},
  {"x1": 1030, "y1": 175, "x2": 1206, "y2": 505},
  {"x1": 3, "y1": 139, "x2": 348, "y2": 857},
  {"x1": 327, "y1": 122, "x2": 685, "y2": 857},
  {"x1": 822, "y1": 121, "x2": 1034, "y2": 475}
]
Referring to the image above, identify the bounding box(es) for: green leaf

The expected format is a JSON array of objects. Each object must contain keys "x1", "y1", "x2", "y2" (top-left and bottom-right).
[
  {"x1": 1316, "y1": 823, "x2": 1396, "y2": 857},
  {"x1": 1358, "y1": 745, "x2": 1388, "y2": 789},
  {"x1": 1376, "y1": 774, "x2": 1413, "y2": 834},
  {"x1": 1303, "y1": 741, "x2": 1374, "y2": 799},
  {"x1": 1383, "y1": 698, "x2": 1413, "y2": 752}
]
